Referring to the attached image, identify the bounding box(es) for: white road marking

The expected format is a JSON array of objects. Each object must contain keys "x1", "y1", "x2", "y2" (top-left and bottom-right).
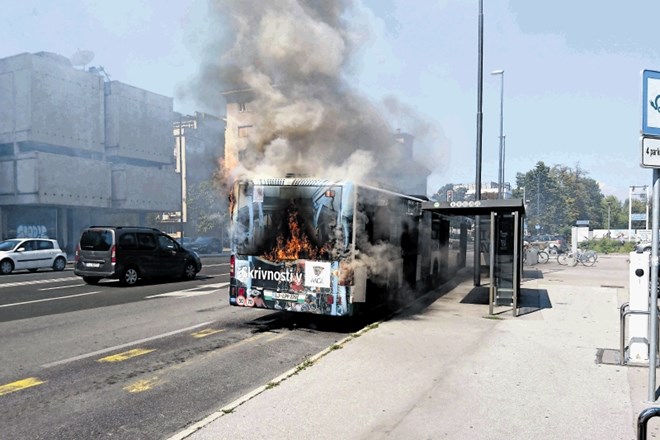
[
  {"x1": 39, "y1": 284, "x2": 85, "y2": 291},
  {"x1": 0, "y1": 291, "x2": 101, "y2": 308},
  {"x1": 0, "y1": 276, "x2": 80, "y2": 289},
  {"x1": 145, "y1": 282, "x2": 229, "y2": 299},
  {"x1": 40, "y1": 321, "x2": 214, "y2": 368}
]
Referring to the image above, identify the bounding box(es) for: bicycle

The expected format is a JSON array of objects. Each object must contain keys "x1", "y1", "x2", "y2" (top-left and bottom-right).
[
  {"x1": 577, "y1": 249, "x2": 598, "y2": 266},
  {"x1": 557, "y1": 249, "x2": 597, "y2": 267},
  {"x1": 522, "y1": 245, "x2": 549, "y2": 265}
]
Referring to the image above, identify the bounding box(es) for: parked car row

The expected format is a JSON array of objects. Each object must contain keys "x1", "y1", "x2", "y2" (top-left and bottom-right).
[
  {"x1": 0, "y1": 229, "x2": 226, "y2": 278},
  {"x1": 526, "y1": 234, "x2": 566, "y2": 252}
]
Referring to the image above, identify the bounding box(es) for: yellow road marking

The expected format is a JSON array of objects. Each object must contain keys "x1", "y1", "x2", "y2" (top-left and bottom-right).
[
  {"x1": 0, "y1": 377, "x2": 45, "y2": 396},
  {"x1": 192, "y1": 328, "x2": 225, "y2": 338},
  {"x1": 124, "y1": 377, "x2": 160, "y2": 393},
  {"x1": 98, "y1": 348, "x2": 156, "y2": 363},
  {"x1": 265, "y1": 334, "x2": 286, "y2": 343}
]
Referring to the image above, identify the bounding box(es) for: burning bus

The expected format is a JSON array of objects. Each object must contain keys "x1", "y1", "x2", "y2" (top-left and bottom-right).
[{"x1": 228, "y1": 176, "x2": 456, "y2": 317}]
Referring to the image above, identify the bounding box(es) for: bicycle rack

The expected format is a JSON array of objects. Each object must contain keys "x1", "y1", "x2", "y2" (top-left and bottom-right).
[
  {"x1": 637, "y1": 407, "x2": 660, "y2": 440},
  {"x1": 620, "y1": 302, "x2": 660, "y2": 366}
]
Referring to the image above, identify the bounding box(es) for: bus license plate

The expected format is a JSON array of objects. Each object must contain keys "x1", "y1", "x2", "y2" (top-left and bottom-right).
[{"x1": 272, "y1": 292, "x2": 299, "y2": 301}]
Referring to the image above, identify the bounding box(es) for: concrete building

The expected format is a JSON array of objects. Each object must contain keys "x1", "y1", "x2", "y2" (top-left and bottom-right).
[
  {"x1": 0, "y1": 51, "x2": 180, "y2": 254},
  {"x1": 453, "y1": 182, "x2": 511, "y2": 200}
]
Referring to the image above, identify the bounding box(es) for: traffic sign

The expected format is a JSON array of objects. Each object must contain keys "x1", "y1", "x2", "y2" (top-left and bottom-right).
[
  {"x1": 642, "y1": 136, "x2": 660, "y2": 168},
  {"x1": 642, "y1": 70, "x2": 660, "y2": 136}
]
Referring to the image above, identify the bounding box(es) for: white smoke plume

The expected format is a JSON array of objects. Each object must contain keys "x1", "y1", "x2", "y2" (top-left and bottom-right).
[{"x1": 185, "y1": 0, "x2": 447, "y2": 191}]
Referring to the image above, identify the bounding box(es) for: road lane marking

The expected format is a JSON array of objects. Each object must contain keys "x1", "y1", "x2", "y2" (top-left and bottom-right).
[
  {"x1": 39, "y1": 284, "x2": 85, "y2": 290},
  {"x1": 145, "y1": 282, "x2": 229, "y2": 299},
  {"x1": 0, "y1": 377, "x2": 45, "y2": 396},
  {"x1": 202, "y1": 263, "x2": 229, "y2": 267},
  {"x1": 0, "y1": 291, "x2": 101, "y2": 308},
  {"x1": 0, "y1": 276, "x2": 80, "y2": 289},
  {"x1": 124, "y1": 376, "x2": 162, "y2": 393},
  {"x1": 192, "y1": 328, "x2": 225, "y2": 338},
  {"x1": 98, "y1": 348, "x2": 156, "y2": 363},
  {"x1": 264, "y1": 334, "x2": 287, "y2": 344},
  {"x1": 41, "y1": 321, "x2": 214, "y2": 368}
]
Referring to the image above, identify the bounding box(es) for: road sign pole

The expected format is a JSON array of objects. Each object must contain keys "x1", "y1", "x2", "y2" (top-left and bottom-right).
[{"x1": 649, "y1": 169, "x2": 660, "y2": 402}]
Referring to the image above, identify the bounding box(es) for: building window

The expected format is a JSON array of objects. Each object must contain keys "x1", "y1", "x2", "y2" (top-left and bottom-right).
[
  {"x1": 238, "y1": 102, "x2": 247, "y2": 112},
  {"x1": 238, "y1": 125, "x2": 252, "y2": 138}
]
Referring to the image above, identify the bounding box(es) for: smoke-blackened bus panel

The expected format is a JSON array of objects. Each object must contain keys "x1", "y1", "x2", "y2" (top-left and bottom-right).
[
  {"x1": 229, "y1": 180, "x2": 354, "y2": 316},
  {"x1": 231, "y1": 181, "x2": 348, "y2": 259}
]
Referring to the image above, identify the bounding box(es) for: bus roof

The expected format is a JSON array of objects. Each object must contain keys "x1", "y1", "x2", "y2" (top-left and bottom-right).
[{"x1": 236, "y1": 177, "x2": 429, "y2": 203}]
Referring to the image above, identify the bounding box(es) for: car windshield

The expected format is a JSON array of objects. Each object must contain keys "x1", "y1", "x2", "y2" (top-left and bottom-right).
[{"x1": 0, "y1": 239, "x2": 21, "y2": 252}]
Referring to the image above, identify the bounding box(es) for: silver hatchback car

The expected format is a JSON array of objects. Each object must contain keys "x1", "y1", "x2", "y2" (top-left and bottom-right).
[{"x1": 0, "y1": 238, "x2": 68, "y2": 274}]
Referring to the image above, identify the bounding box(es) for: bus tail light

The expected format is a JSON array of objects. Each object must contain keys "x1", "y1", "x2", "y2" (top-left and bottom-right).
[{"x1": 230, "y1": 254, "x2": 235, "y2": 278}]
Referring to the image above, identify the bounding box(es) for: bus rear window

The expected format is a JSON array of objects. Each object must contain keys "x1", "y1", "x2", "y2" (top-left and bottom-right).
[{"x1": 234, "y1": 184, "x2": 342, "y2": 259}]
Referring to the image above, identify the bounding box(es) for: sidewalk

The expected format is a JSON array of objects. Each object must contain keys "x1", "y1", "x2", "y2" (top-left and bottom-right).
[{"x1": 170, "y1": 254, "x2": 658, "y2": 440}]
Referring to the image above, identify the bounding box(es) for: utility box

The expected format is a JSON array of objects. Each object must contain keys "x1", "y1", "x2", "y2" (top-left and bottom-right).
[
  {"x1": 628, "y1": 251, "x2": 650, "y2": 363},
  {"x1": 525, "y1": 247, "x2": 538, "y2": 265}
]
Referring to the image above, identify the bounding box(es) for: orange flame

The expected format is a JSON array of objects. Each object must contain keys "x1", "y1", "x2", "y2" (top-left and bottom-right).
[{"x1": 263, "y1": 208, "x2": 329, "y2": 261}]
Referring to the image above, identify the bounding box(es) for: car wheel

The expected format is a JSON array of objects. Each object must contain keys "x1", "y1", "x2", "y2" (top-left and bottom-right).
[
  {"x1": 182, "y1": 260, "x2": 197, "y2": 281},
  {"x1": 83, "y1": 276, "x2": 101, "y2": 285},
  {"x1": 0, "y1": 259, "x2": 14, "y2": 275},
  {"x1": 120, "y1": 267, "x2": 139, "y2": 286},
  {"x1": 53, "y1": 257, "x2": 67, "y2": 271}
]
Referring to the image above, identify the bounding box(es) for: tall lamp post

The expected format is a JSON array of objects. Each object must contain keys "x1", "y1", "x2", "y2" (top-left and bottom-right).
[
  {"x1": 473, "y1": 0, "x2": 484, "y2": 286},
  {"x1": 491, "y1": 69, "x2": 505, "y2": 199}
]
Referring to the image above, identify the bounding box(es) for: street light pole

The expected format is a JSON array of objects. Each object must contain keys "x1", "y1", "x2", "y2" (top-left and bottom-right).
[
  {"x1": 473, "y1": 0, "x2": 484, "y2": 286},
  {"x1": 491, "y1": 69, "x2": 504, "y2": 199},
  {"x1": 607, "y1": 202, "x2": 611, "y2": 232}
]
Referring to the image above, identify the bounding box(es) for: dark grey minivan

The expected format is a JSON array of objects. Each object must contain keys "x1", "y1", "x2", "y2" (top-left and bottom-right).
[{"x1": 74, "y1": 226, "x2": 202, "y2": 286}]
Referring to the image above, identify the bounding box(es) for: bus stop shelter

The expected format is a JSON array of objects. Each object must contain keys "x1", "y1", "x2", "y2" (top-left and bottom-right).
[{"x1": 422, "y1": 199, "x2": 526, "y2": 316}]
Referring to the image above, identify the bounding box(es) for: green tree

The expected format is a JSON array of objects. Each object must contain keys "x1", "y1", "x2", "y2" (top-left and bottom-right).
[
  {"x1": 552, "y1": 164, "x2": 603, "y2": 230},
  {"x1": 515, "y1": 162, "x2": 563, "y2": 235},
  {"x1": 435, "y1": 161, "x2": 630, "y2": 237},
  {"x1": 431, "y1": 184, "x2": 467, "y2": 202},
  {"x1": 186, "y1": 178, "x2": 228, "y2": 237}
]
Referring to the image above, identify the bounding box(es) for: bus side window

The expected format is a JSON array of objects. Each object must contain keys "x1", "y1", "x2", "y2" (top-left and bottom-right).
[{"x1": 431, "y1": 220, "x2": 440, "y2": 240}]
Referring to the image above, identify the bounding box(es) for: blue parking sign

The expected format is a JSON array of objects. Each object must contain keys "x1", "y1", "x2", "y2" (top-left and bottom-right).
[{"x1": 642, "y1": 70, "x2": 660, "y2": 136}]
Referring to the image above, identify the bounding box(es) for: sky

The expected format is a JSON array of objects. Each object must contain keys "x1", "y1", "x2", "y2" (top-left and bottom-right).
[{"x1": 2, "y1": 0, "x2": 658, "y2": 200}]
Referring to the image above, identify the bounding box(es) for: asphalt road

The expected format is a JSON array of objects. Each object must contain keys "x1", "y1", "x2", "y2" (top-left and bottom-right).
[{"x1": 0, "y1": 257, "x2": 349, "y2": 439}]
